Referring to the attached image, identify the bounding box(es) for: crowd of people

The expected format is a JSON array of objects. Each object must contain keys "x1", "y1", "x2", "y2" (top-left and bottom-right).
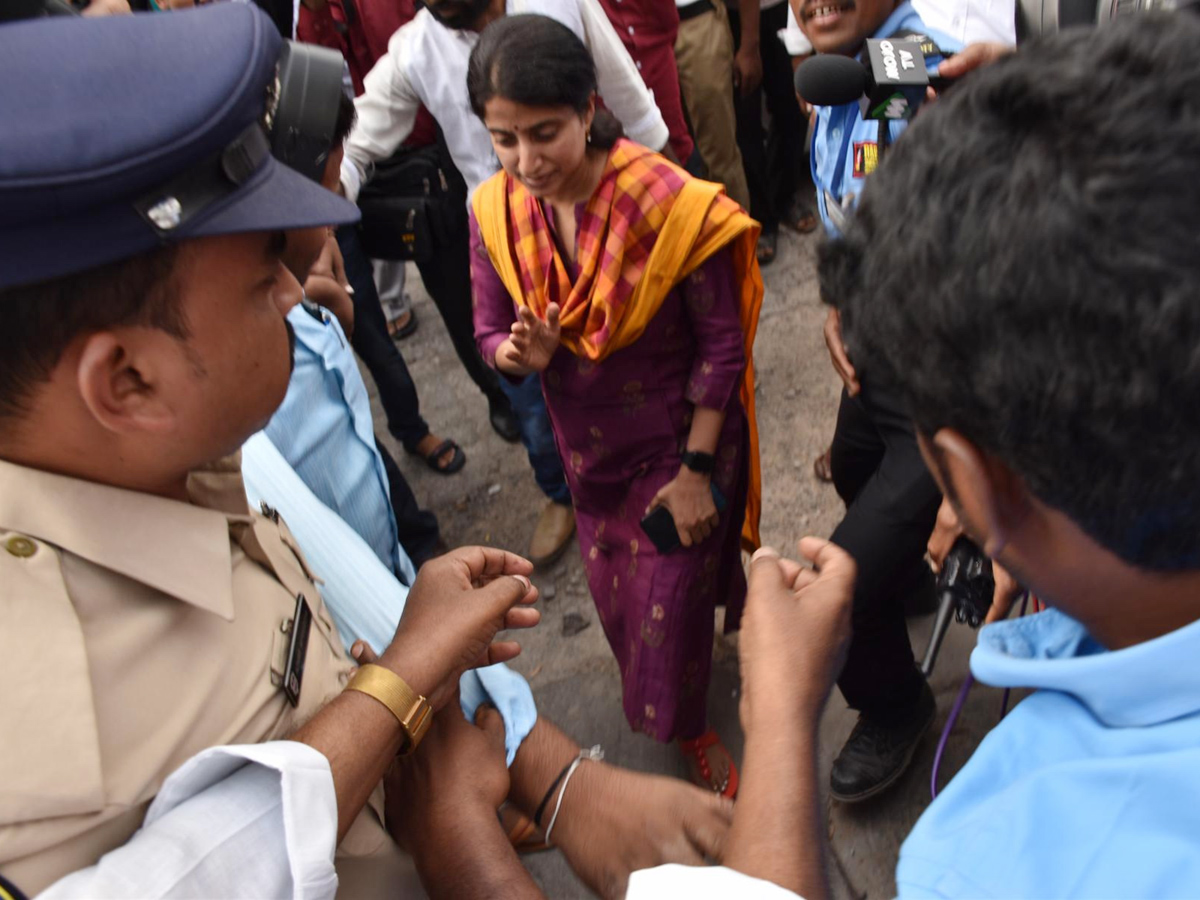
[{"x1": 2, "y1": 0, "x2": 1199, "y2": 898}]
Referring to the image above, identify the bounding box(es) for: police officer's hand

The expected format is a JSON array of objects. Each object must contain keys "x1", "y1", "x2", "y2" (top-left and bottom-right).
[
  {"x1": 385, "y1": 695, "x2": 510, "y2": 852},
  {"x1": 366, "y1": 547, "x2": 540, "y2": 711},
  {"x1": 824, "y1": 307, "x2": 860, "y2": 396}
]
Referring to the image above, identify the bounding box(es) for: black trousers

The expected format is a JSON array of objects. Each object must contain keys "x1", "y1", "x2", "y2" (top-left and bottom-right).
[
  {"x1": 337, "y1": 224, "x2": 431, "y2": 452},
  {"x1": 727, "y1": 2, "x2": 807, "y2": 234},
  {"x1": 336, "y1": 149, "x2": 505, "y2": 453},
  {"x1": 829, "y1": 384, "x2": 942, "y2": 724},
  {"x1": 412, "y1": 207, "x2": 505, "y2": 405}
]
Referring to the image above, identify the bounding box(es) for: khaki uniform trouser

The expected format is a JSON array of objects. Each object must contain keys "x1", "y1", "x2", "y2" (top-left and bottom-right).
[{"x1": 673, "y1": 3, "x2": 752, "y2": 211}]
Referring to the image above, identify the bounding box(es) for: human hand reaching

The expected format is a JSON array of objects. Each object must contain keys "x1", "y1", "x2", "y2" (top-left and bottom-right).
[
  {"x1": 497, "y1": 303, "x2": 561, "y2": 376},
  {"x1": 647, "y1": 469, "x2": 719, "y2": 548},
  {"x1": 385, "y1": 696, "x2": 511, "y2": 852},
  {"x1": 309, "y1": 231, "x2": 351, "y2": 292},
  {"x1": 356, "y1": 547, "x2": 540, "y2": 712},
  {"x1": 739, "y1": 539, "x2": 856, "y2": 733},
  {"x1": 550, "y1": 764, "x2": 733, "y2": 899},
  {"x1": 733, "y1": 44, "x2": 764, "y2": 97},
  {"x1": 925, "y1": 42, "x2": 1015, "y2": 101},
  {"x1": 926, "y1": 497, "x2": 1023, "y2": 624}
]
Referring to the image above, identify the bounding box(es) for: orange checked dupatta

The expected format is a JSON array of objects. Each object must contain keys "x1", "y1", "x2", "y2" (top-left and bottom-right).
[{"x1": 472, "y1": 139, "x2": 764, "y2": 551}]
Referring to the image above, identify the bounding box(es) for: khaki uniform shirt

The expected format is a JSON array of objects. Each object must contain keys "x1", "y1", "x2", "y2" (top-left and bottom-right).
[{"x1": 0, "y1": 455, "x2": 397, "y2": 896}]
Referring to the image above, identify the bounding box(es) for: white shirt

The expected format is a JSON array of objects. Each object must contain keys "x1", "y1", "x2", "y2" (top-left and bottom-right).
[
  {"x1": 911, "y1": 0, "x2": 1016, "y2": 45},
  {"x1": 781, "y1": 5, "x2": 814, "y2": 57},
  {"x1": 340, "y1": 0, "x2": 670, "y2": 202},
  {"x1": 626, "y1": 864, "x2": 803, "y2": 899},
  {"x1": 37, "y1": 743, "x2": 339, "y2": 900}
]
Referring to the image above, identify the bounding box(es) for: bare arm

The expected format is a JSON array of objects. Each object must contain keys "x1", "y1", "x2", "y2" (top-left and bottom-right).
[
  {"x1": 725, "y1": 719, "x2": 825, "y2": 898},
  {"x1": 506, "y1": 718, "x2": 733, "y2": 900},
  {"x1": 390, "y1": 706, "x2": 545, "y2": 900},
  {"x1": 292, "y1": 547, "x2": 540, "y2": 842},
  {"x1": 409, "y1": 807, "x2": 545, "y2": 900},
  {"x1": 734, "y1": 0, "x2": 764, "y2": 96},
  {"x1": 724, "y1": 540, "x2": 856, "y2": 898}
]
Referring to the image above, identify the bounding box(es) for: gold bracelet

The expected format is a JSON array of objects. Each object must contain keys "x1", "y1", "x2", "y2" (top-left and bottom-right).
[{"x1": 345, "y1": 663, "x2": 433, "y2": 755}]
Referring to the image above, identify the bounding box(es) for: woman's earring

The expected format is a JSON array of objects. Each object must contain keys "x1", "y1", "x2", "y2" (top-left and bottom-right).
[{"x1": 586, "y1": 130, "x2": 592, "y2": 144}]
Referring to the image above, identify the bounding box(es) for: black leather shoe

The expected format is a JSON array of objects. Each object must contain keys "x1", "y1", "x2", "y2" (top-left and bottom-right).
[
  {"x1": 831, "y1": 680, "x2": 936, "y2": 803},
  {"x1": 488, "y1": 394, "x2": 521, "y2": 443}
]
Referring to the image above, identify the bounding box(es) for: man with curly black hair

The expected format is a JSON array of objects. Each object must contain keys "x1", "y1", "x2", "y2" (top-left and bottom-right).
[{"x1": 629, "y1": 12, "x2": 1200, "y2": 899}]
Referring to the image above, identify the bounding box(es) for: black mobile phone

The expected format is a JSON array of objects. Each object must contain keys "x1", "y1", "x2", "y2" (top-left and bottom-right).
[{"x1": 640, "y1": 483, "x2": 727, "y2": 554}]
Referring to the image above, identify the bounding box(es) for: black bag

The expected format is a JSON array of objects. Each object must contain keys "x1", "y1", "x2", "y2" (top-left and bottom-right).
[{"x1": 355, "y1": 143, "x2": 462, "y2": 263}]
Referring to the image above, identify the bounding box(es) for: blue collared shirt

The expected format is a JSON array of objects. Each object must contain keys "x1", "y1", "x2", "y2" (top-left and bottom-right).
[
  {"x1": 241, "y1": 432, "x2": 537, "y2": 766},
  {"x1": 263, "y1": 303, "x2": 411, "y2": 583},
  {"x1": 811, "y1": 4, "x2": 957, "y2": 237},
  {"x1": 898, "y1": 608, "x2": 1200, "y2": 898}
]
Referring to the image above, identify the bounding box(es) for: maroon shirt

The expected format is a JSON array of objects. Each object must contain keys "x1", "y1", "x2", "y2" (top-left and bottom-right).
[
  {"x1": 595, "y1": 0, "x2": 695, "y2": 162},
  {"x1": 296, "y1": 0, "x2": 438, "y2": 148}
]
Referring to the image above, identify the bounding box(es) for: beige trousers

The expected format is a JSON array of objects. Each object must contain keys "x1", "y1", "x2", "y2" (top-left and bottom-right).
[{"x1": 673, "y1": 3, "x2": 751, "y2": 211}]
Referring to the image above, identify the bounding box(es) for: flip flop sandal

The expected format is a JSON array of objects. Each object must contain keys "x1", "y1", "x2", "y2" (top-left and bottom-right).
[
  {"x1": 756, "y1": 231, "x2": 778, "y2": 267},
  {"x1": 813, "y1": 447, "x2": 833, "y2": 483},
  {"x1": 679, "y1": 729, "x2": 739, "y2": 799},
  {"x1": 782, "y1": 199, "x2": 820, "y2": 235},
  {"x1": 388, "y1": 308, "x2": 418, "y2": 340},
  {"x1": 792, "y1": 212, "x2": 819, "y2": 234},
  {"x1": 408, "y1": 438, "x2": 465, "y2": 475}
]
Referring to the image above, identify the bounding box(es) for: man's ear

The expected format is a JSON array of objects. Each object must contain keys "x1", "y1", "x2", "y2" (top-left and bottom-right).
[
  {"x1": 929, "y1": 428, "x2": 1030, "y2": 560},
  {"x1": 75, "y1": 331, "x2": 178, "y2": 436}
]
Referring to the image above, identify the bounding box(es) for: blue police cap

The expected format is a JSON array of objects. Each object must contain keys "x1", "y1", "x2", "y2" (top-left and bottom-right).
[{"x1": 0, "y1": 4, "x2": 359, "y2": 291}]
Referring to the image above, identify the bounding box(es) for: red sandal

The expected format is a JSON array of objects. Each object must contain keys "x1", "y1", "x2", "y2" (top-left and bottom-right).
[{"x1": 679, "y1": 729, "x2": 739, "y2": 799}]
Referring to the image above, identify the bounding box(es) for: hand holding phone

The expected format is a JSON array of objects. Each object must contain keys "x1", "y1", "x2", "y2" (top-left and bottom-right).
[{"x1": 640, "y1": 482, "x2": 727, "y2": 553}]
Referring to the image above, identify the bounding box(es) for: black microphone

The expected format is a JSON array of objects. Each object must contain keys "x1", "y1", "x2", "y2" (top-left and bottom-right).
[
  {"x1": 794, "y1": 53, "x2": 868, "y2": 106},
  {"x1": 795, "y1": 39, "x2": 952, "y2": 120}
]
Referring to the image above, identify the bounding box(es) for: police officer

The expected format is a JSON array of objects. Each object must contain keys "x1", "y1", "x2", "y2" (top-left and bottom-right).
[
  {"x1": 0, "y1": 6, "x2": 541, "y2": 895},
  {"x1": 0, "y1": 9, "x2": 736, "y2": 897}
]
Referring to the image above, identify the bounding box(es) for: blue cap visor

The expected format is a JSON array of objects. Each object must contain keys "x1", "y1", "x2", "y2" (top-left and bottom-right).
[{"x1": 0, "y1": 153, "x2": 359, "y2": 291}]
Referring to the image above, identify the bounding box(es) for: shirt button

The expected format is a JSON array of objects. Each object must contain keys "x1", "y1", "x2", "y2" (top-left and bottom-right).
[
  {"x1": 627, "y1": 24, "x2": 635, "y2": 34},
  {"x1": 5, "y1": 535, "x2": 37, "y2": 558},
  {"x1": 636, "y1": 60, "x2": 643, "y2": 70}
]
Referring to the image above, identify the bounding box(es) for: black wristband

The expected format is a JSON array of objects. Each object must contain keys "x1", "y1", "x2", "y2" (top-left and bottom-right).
[
  {"x1": 681, "y1": 450, "x2": 716, "y2": 475},
  {"x1": 533, "y1": 757, "x2": 576, "y2": 828}
]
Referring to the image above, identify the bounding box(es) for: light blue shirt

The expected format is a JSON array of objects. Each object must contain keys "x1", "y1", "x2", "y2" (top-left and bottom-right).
[
  {"x1": 811, "y1": 4, "x2": 956, "y2": 237},
  {"x1": 898, "y1": 608, "x2": 1200, "y2": 898},
  {"x1": 246, "y1": 302, "x2": 537, "y2": 765},
  {"x1": 264, "y1": 303, "x2": 409, "y2": 582},
  {"x1": 242, "y1": 432, "x2": 537, "y2": 765}
]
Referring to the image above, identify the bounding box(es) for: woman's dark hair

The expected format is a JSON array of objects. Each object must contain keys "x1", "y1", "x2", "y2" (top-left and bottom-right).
[{"x1": 467, "y1": 14, "x2": 623, "y2": 149}]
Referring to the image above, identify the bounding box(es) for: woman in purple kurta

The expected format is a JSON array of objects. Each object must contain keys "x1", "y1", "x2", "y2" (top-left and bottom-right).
[
  {"x1": 472, "y1": 213, "x2": 750, "y2": 777},
  {"x1": 465, "y1": 12, "x2": 762, "y2": 796}
]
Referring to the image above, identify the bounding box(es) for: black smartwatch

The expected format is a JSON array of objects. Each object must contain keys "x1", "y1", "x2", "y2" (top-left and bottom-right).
[{"x1": 680, "y1": 450, "x2": 716, "y2": 475}]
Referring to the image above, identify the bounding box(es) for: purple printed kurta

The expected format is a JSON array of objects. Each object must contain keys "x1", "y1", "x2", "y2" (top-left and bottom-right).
[{"x1": 471, "y1": 210, "x2": 749, "y2": 742}]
